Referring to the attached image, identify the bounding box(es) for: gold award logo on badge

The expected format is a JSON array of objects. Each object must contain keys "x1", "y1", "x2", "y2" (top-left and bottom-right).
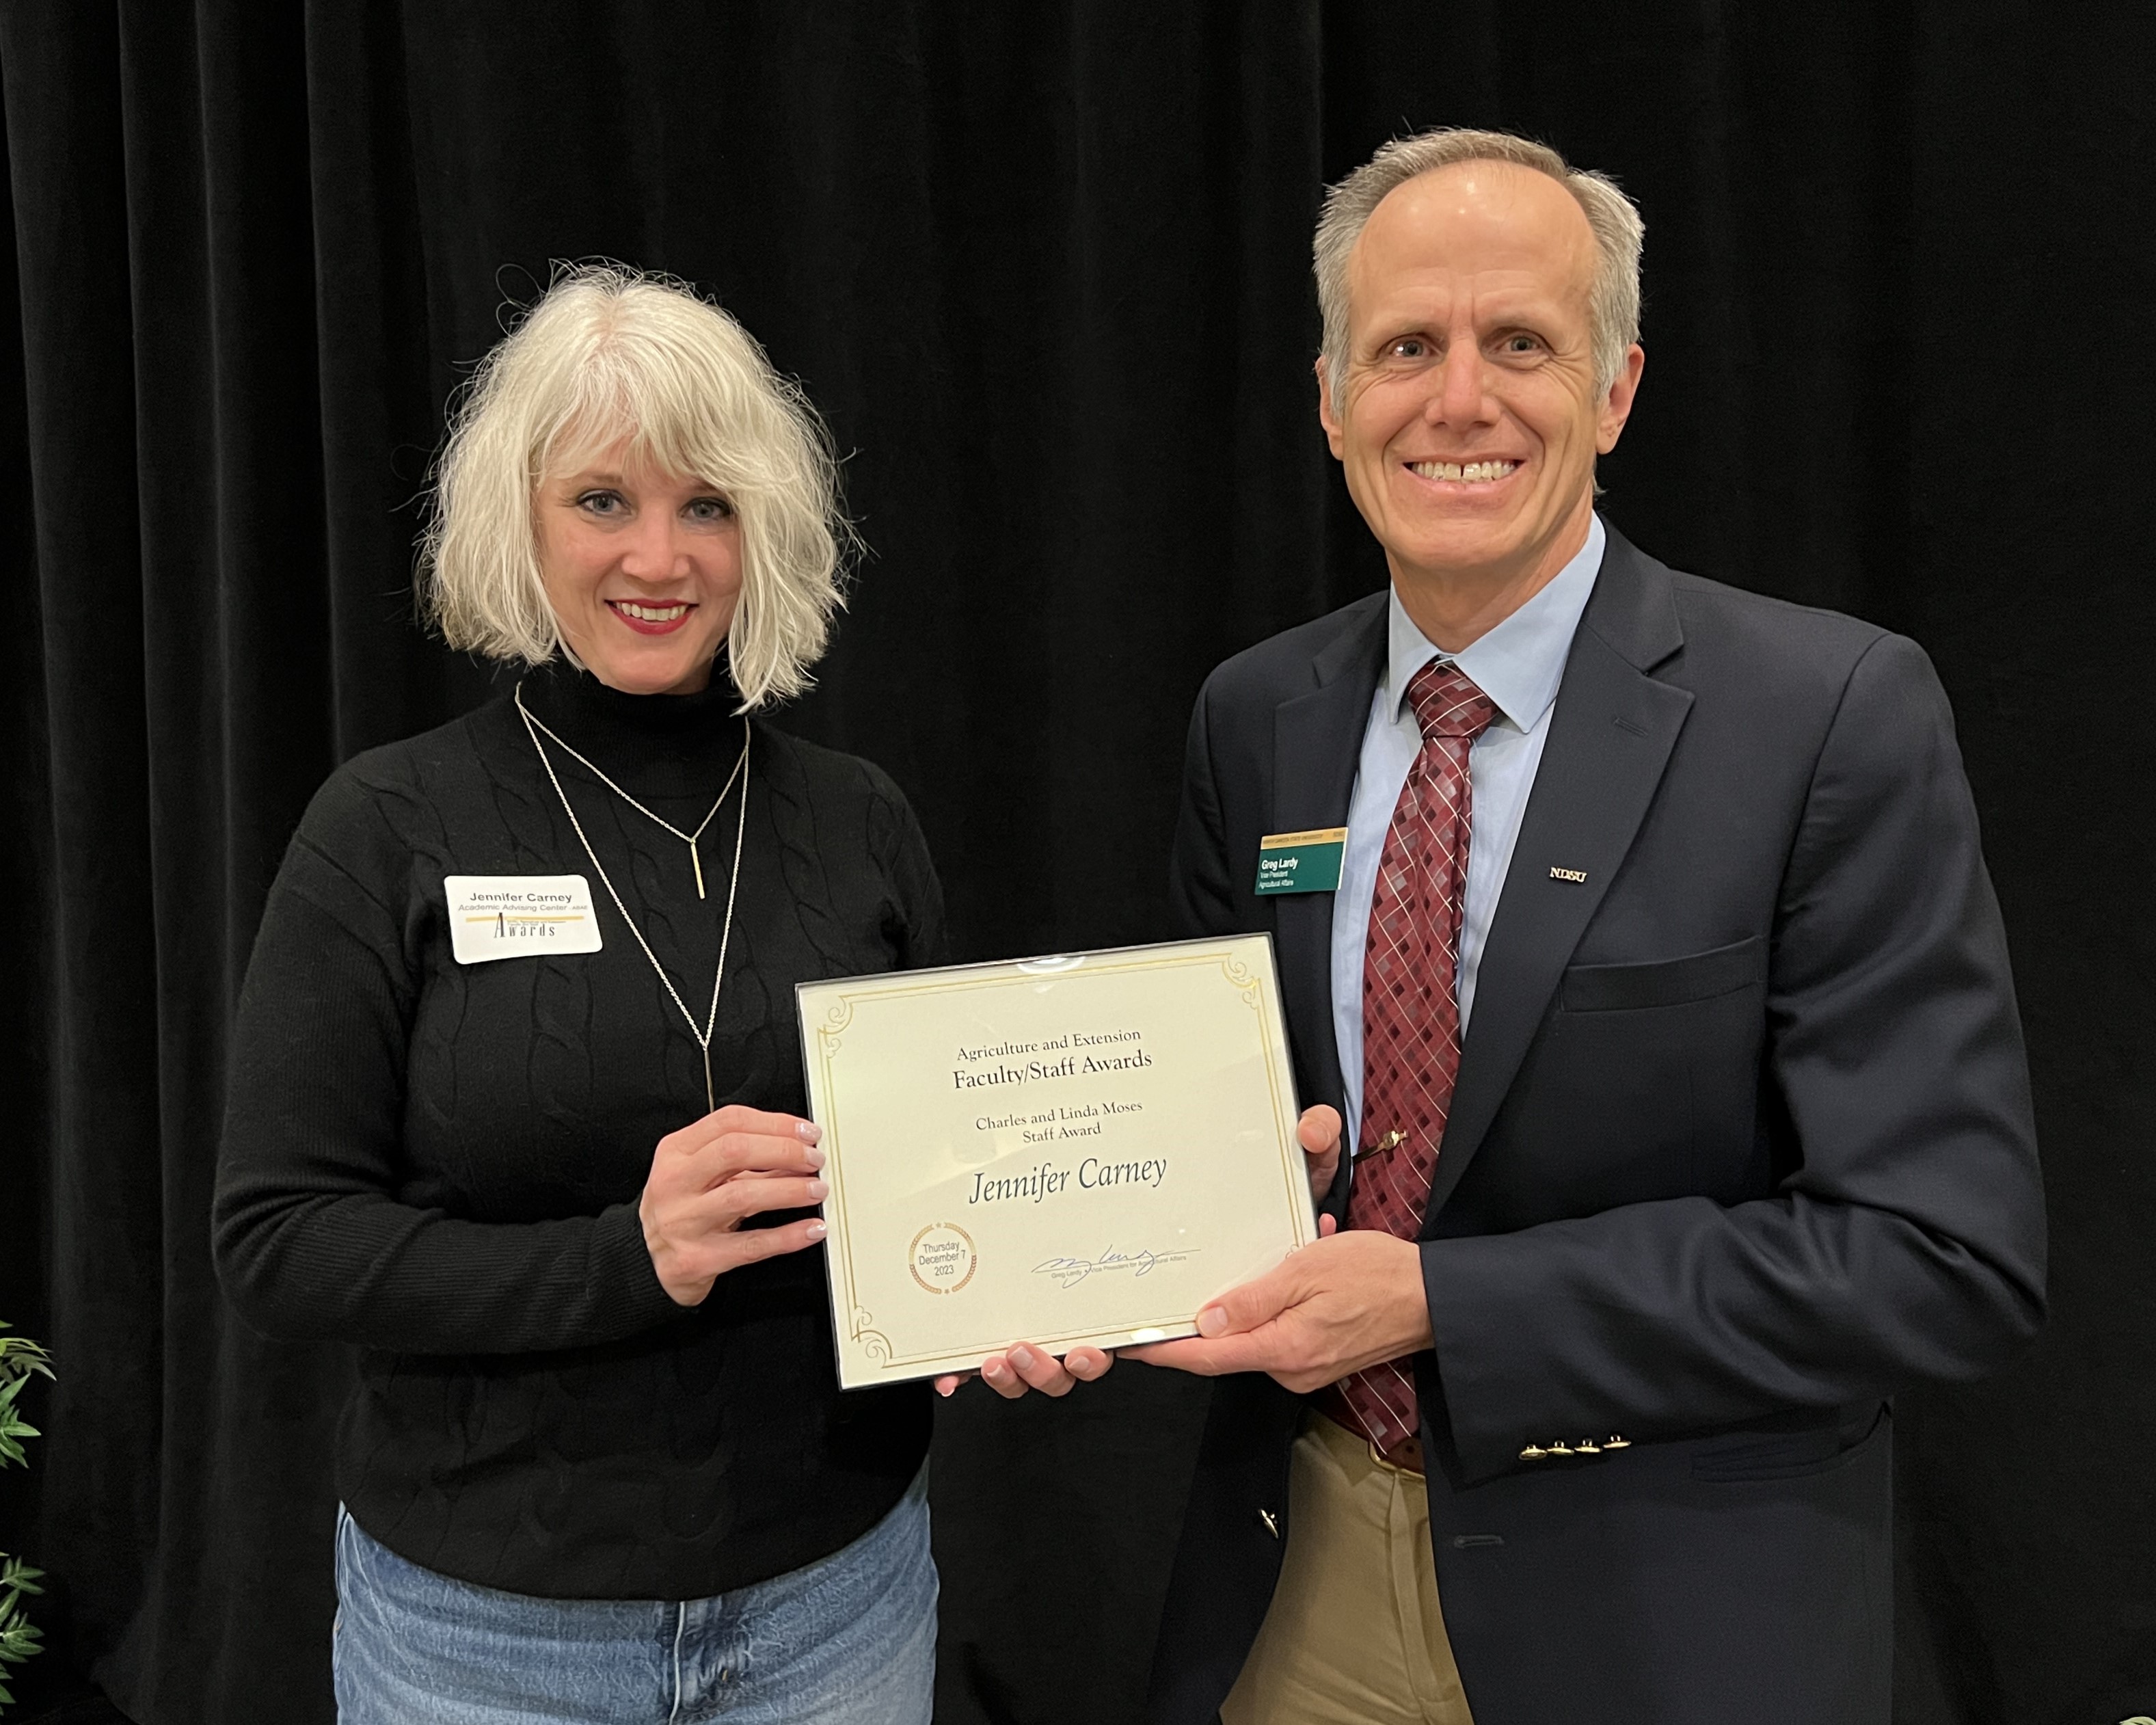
[{"x1": 908, "y1": 1222, "x2": 978, "y2": 1294}]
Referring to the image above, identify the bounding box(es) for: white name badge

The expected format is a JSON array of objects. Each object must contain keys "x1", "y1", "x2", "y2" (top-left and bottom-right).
[{"x1": 444, "y1": 874, "x2": 604, "y2": 965}]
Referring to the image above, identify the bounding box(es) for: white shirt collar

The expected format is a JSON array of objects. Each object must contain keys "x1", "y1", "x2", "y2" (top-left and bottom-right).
[{"x1": 1384, "y1": 512, "x2": 1606, "y2": 734}]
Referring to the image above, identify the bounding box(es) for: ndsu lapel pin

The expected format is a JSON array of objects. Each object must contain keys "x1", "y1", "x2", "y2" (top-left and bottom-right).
[{"x1": 1549, "y1": 866, "x2": 1588, "y2": 883}]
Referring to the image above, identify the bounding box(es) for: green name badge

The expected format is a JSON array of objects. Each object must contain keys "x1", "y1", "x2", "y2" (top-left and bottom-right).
[{"x1": 1254, "y1": 827, "x2": 1349, "y2": 896}]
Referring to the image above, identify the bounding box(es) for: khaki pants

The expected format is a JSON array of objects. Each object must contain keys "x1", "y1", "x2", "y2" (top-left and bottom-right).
[{"x1": 1220, "y1": 1411, "x2": 1475, "y2": 1725}]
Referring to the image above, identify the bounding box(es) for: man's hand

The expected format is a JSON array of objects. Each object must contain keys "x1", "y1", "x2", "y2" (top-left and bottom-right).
[
  {"x1": 931, "y1": 1106, "x2": 1345, "y2": 1402},
  {"x1": 1298, "y1": 1103, "x2": 1343, "y2": 1202},
  {"x1": 1126, "y1": 1229, "x2": 1431, "y2": 1393}
]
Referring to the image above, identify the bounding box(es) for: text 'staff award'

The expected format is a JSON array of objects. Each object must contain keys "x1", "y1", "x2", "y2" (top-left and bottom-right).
[{"x1": 797, "y1": 935, "x2": 1317, "y2": 1388}]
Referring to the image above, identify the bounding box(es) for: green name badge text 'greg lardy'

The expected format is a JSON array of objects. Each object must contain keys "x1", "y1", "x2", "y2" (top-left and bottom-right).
[{"x1": 1254, "y1": 827, "x2": 1349, "y2": 896}]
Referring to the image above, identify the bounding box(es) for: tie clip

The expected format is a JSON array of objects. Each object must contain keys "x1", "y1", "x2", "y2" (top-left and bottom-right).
[{"x1": 1356, "y1": 1128, "x2": 1407, "y2": 1163}]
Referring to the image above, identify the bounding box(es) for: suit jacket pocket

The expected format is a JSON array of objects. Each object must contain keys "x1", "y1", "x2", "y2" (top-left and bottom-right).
[
  {"x1": 1560, "y1": 935, "x2": 1764, "y2": 1013},
  {"x1": 1691, "y1": 1402, "x2": 1889, "y2": 1482}
]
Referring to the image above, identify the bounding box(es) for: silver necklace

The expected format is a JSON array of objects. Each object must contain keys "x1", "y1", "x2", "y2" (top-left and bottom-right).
[
  {"x1": 515, "y1": 683, "x2": 750, "y2": 1113},
  {"x1": 515, "y1": 690, "x2": 746, "y2": 899}
]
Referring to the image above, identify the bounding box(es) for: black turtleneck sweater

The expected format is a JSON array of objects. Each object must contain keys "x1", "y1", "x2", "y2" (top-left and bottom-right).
[{"x1": 213, "y1": 664, "x2": 941, "y2": 1600}]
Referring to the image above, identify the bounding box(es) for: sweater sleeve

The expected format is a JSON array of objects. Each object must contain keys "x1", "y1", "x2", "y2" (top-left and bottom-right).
[
  {"x1": 212, "y1": 770, "x2": 684, "y2": 1354},
  {"x1": 863, "y1": 761, "x2": 949, "y2": 970}
]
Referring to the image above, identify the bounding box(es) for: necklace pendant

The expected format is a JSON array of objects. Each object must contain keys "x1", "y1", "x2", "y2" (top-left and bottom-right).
[{"x1": 691, "y1": 841, "x2": 706, "y2": 900}]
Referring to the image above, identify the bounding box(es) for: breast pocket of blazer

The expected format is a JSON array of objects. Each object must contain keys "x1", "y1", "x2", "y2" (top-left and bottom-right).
[
  {"x1": 1544, "y1": 935, "x2": 1770, "y2": 1205},
  {"x1": 1559, "y1": 935, "x2": 1766, "y2": 1014}
]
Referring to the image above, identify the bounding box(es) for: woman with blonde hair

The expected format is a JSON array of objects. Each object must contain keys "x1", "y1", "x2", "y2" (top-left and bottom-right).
[{"x1": 214, "y1": 265, "x2": 943, "y2": 1723}]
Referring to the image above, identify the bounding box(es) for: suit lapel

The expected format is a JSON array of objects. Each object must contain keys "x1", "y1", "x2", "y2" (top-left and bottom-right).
[
  {"x1": 1422, "y1": 533, "x2": 1693, "y2": 1228},
  {"x1": 1270, "y1": 596, "x2": 1387, "y2": 1119}
]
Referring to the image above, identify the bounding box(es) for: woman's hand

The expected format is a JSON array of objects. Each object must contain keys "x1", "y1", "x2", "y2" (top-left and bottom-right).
[
  {"x1": 639, "y1": 1106, "x2": 828, "y2": 1306},
  {"x1": 934, "y1": 1344, "x2": 1114, "y2": 1400}
]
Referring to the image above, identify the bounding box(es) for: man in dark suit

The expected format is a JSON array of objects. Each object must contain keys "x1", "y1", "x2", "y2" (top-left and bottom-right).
[{"x1": 1117, "y1": 126, "x2": 2047, "y2": 1724}]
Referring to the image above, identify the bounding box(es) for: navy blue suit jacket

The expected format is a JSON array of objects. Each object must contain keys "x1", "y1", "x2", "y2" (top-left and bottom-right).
[{"x1": 1145, "y1": 528, "x2": 2045, "y2": 1725}]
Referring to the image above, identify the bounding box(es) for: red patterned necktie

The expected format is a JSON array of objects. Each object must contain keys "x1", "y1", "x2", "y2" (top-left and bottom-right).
[{"x1": 1318, "y1": 658, "x2": 1496, "y2": 1454}]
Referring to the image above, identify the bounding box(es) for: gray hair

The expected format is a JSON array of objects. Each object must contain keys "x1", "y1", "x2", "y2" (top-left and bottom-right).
[
  {"x1": 1315, "y1": 127, "x2": 1644, "y2": 408},
  {"x1": 420, "y1": 263, "x2": 850, "y2": 709}
]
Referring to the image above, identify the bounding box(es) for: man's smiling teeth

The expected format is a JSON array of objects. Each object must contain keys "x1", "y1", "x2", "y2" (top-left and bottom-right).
[
  {"x1": 615, "y1": 601, "x2": 690, "y2": 621},
  {"x1": 1410, "y1": 459, "x2": 1519, "y2": 483}
]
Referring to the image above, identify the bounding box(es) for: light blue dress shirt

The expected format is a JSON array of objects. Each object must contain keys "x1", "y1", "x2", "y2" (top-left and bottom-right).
[{"x1": 1331, "y1": 514, "x2": 1606, "y2": 1154}]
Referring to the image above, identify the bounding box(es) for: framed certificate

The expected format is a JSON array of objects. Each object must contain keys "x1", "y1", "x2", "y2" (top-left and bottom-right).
[{"x1": 797, "y1": 935, "x2": 1317, "y2": 1389}]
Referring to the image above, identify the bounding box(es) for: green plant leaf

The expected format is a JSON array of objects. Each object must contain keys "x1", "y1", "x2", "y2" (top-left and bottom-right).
[
  {"x1": 0, "y1": 1327, "x2": 55, "y2": 1386},
  {"x1": 0, "y1": 1324, "x2": 50, "y2": 1715}
]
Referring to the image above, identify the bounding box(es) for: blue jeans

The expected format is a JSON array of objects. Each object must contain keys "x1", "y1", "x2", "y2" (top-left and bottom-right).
[{"x1": 332, "y1": 1466, "x2": 935, "y2": 1724}]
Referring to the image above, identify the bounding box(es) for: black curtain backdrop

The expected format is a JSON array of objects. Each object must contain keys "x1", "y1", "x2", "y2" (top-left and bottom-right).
[{"x1": 1, "y1": 4, "x2": 2149, "y2": 1722}]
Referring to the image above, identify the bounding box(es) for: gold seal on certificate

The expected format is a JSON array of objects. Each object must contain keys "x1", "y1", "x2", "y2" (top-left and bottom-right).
[{"x1": 797, "y1": 935, "x2": 1317, "y2": 1389}]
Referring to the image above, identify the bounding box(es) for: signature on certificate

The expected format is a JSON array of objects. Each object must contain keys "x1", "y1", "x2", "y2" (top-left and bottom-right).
[{"x1": 1033, "y1": 1244, "x2": 1196, "y2": 1289}]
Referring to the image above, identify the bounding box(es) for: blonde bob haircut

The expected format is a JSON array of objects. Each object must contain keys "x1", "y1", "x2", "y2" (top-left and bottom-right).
[{"x1": 420, "y1": 264, "x2": 848, "y2": 709}]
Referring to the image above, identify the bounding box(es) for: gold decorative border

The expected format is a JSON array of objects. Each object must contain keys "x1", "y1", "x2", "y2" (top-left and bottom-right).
[{"x1": 800, "y1": 935, "x2": 1311, "y2": 1379}]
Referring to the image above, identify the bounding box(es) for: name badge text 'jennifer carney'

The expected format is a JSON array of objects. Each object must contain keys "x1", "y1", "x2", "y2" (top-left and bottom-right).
[{"x1": 445, "y1": 874, "x2": 604, "y2": 964}]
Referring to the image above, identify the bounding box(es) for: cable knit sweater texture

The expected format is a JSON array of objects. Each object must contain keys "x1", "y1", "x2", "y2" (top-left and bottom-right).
[{"x1": 215, "y1": 663, "x2": 941, "y2": 1599}]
